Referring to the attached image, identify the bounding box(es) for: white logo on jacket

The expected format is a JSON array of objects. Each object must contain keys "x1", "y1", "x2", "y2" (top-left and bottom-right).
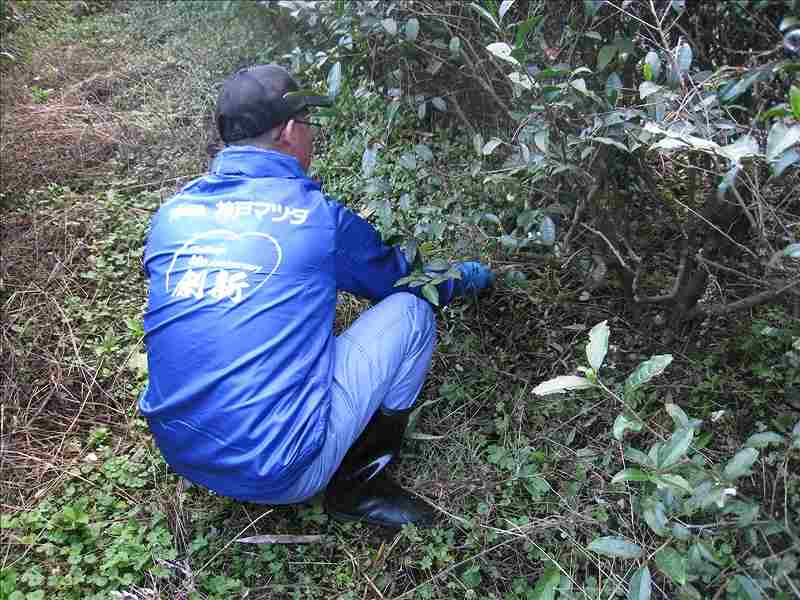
[{"x1": 166, "y1": 230, "x2": 283, "y2": 306}]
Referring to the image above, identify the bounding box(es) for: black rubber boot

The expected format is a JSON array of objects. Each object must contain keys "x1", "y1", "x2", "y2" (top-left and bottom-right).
[{"x1": 324, "y1": 407, "x2": 437, "y2": 529}]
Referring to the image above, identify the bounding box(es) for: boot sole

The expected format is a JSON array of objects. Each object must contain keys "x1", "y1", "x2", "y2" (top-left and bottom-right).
[{"x1": 327, "y1": 508, "x2": 434, "y2": 529}]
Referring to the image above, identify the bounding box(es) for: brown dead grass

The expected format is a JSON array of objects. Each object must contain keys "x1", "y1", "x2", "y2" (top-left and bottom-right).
[
  {"x1": 0, "y1": 41, "x2": 149, "y2": 196},
  {"x1": 0, "y1": 190, "x2": 117, "y2": 509},
  {"x1": 0, "y1": 38, "x2": 144, "y2": 509}
]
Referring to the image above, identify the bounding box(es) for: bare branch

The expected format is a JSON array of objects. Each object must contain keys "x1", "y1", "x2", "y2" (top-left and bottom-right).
[
  {"x1": 447, "y1": 95, "x2": 477, "y2": 140},
  {"x1": 687, "y1": 278, "x2": 800, "y2": 319},
  {"x1": 563, "y1": 185, "x2": 597, "y2": 253},
  {"x1": 581, "y1": 223, "x2": 631, "y2": 272},
  {"x1": 695, "y1": 254, "x2": 769, "y2": 287}
]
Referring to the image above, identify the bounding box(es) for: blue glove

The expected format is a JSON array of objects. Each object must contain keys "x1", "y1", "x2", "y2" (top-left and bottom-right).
[{"x1": 453, "y1": 261, "x2": 494, "y2": 297}]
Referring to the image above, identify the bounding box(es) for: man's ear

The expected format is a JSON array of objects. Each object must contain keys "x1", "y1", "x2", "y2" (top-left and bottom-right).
[{"x1": 280, "y1": 119, "x2": 298, "y2": 144}]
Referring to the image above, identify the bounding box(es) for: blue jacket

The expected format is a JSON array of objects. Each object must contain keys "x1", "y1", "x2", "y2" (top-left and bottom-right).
[{"x1": 139, "y1": 146, "x2": 454, "y2": 501}]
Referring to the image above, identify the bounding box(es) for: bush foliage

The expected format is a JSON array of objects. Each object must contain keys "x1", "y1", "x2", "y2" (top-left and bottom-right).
[{"x1": 267, "y1": 0, "x2": 799, "y2": 330}]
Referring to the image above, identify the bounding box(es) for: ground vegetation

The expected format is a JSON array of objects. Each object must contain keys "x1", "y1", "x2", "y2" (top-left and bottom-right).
[{"x1": 1, "y1": 1, "x2": 799, "y2": 599}]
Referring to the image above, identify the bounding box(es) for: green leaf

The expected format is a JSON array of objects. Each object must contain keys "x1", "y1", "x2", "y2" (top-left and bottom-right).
[
  {"x1": 719, "y1": 135, "x2": 760, "y2": 164},
  {"x1": 594, "y1": 136, "x2": 628, "y2": 152},
  {"x1": 624, "y1": 447, "x2": 652, "y2": 467},
  {"x1": 532, "y1": 375, "x2": 595, "y2": 396},
  {"x1": 611, "y1": 468, "x2": 650, "y2": 484},
  {"x1": 655, "y1": 547, "x2": 687, "y2": 586},
  {"x1": 772, "y1": 148, "x2": 800, "y2": 177},
  {"x1": 640, "y1": 81, "x2": 662, "y2": 99},
  {"x1": 584, "y1": 0, "x2": 604, "y2": 18},
  {"x1": 421, "y1": 283, "x2": 439, "y2": 306},
  {"x1": 534, "y1": 129, "x2": 549, "y2": 153},
  {"x1": 470, "y1": 2, "x2": 501, "y2": 31},
  {"x1": 508, "y1": 72, "x2": 533, "y2": 90},
  {"x1": 386, "y1": 100, "x2": 401, "y2": 124},
  {"x1": 644, "y1": 51, "x2": 661, "y2": 81},
  {"x1": 651, "y1": 473, "x2": 693, "y2": 494},
  {"x1": 473, "y1": 133, "x2": 484, "y2": 156},
  {"x1": 606, "y1": 72, "x2": 623, "y2": 104},
  {"x1": 627, "y1": 566, "x2": 651, "y2": 600},
  {"x1": 723, "y1": 447, "x2": 758, "y2": 480},
  {"x1": 462, "y1": 565, "x2": 482, "y2": 588},
  {"x1": 570, "y1": 78, "x2": 605, "y2": 106},
  {"x1": 362, "y1": 145, "x2": 379, "y2": 177},
  {"x1": 404, "y1": 18, "x2": 420, "y2": 42},
  {"x1": 498, "y1": 0, "x2": 516, "y2": 21},
  {"x1": 482, "y1": 138, "x2": 504, "y2": 155},
  {"x1": 425, "y1": 258, "x2": 450, "y2": 272},
  {"x1": 587, "y1": 536, "x2": 643, "y2": 559},
  {"x1": 382, "y1": 18, "x2": 398, "y2": 36},
  {"x1": 530, "y1": 566, "x2": 560, "y2": 600},
  {"x1": 399, "y1": 153, "x2": 417, "y2": 170},
  {"x1": 723, "y1": 499, "x2": 760, "y2": 527},
  {"x1": 745, "y1": 432, "x2": 785, "y2": 448},
  {"x1": 586, "y1": 320, "x2": 609, "y2": 370},
  {"x1": 733, "y1": 575, "x2": 763, "y2": 600},
  {"x1": 791, "y1": 85, "x2": 800, "y2": 120},
  {"x1": 759, "y1": 104, "x2": 792, "y2": 121},
  {"x1": 688, "y1": 481, "x2": 735, "y2": 510},
  {"x1": 665, "y1": 403, "x2": 689, "y2": 428},
  {"x1": 658, "y1": 428, "x2": 693, "y2": 469},
  {"x1": 766, "y1": 122, "x2": 800, "y2": 162},
  {"x1": 613, "y1": 414, "x2": 643, "y2": 441},
  {"x1": 515, "y1": 14, "x2": 543, "y2": 51},
  {"x1": 624, "y1": 355, "x2": 672, "y2": 394},
  {"x1": 327, "y1": 62, "x2": 342, "y2": 99},
  {"x1": 783, "y1": 243, "x2": 800, "y2": 258},
  {"x1": 450, "y1": 36, "x2": 461, "y2": 56},
  {"x1": 719, "y1": 69, "x2": 770, "y2": 103},
  {"x1": 676, "y1": 42, "x2": 692, "y2": 73},
  {"x1": 642, "y1": 498, "x2": 668, "y2": 535},
  {"x1": 535, "y1": 67, "x2": 571, "y2": 80},
  {"x1": 431, "y1": 97, "x2": 447, "y2": 112},
  {"x1": 671, "y1": 523, "x2": 691, "y2": 540},
  {"x1": 487, "y1": 42, "x2": 520, "y2": 65},
  {"x1": 597, "y1": 44, "x2": 617, "y2": 71}
]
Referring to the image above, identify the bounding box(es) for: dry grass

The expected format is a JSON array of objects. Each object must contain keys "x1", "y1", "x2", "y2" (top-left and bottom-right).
[
  {"x1": 0, "y1": 40, "x2": 151, "y2": 195},
  {"x1": 0, "y1": 40, "x2": 144, "y2": 509},
  {"x1": 0, "y1": 193, "x2": 111, "y2": 510}
]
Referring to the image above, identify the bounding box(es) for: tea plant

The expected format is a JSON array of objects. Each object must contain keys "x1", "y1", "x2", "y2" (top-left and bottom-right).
[{"x1": 534, "y1": 321, "x2": 800, "y2": 599}]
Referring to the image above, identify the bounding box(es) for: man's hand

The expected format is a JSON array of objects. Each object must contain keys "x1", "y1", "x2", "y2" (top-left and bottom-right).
[{"x1": 453, "y1": 261, "x2": 494, "y2": 297}]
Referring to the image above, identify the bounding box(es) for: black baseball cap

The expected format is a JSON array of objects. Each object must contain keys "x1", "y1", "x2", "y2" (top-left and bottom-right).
[{"x1": 215, "y1": 64, "x2": 332, "y2": 143}]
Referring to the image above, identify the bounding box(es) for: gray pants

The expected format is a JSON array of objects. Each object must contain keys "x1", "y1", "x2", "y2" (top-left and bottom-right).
[{"x1": 275, "y1": 292, "x2": 436, "y2": 503}]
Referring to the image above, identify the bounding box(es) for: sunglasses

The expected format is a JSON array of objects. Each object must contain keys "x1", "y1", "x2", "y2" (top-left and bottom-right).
[{"x1": 291, "y1": 110, "x2": 323, "y2": 129}]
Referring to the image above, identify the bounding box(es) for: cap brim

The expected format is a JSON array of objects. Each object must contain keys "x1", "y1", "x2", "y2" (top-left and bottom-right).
[
  {"x1": 283, "y1": 91, "x2": 334, "y2": 111},
  {"x1": 301, "y1": 95, "x2": 334, "y2": 107}
]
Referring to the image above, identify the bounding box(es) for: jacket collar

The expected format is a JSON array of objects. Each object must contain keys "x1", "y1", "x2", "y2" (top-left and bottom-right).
[{"x1": 210, "y1": 146, "x2": 308, "y2": 179}]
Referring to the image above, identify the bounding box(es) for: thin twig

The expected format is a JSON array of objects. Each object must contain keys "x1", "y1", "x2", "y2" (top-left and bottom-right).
[
  {"x1": 581, "y1": 223, "x2": 630, "y2": 271},
  {"x1": 563, "y1": 185, "x2": 597, "y2": 253},
  {"x1": 687, "y1": 278, "x2": 800, "y2": 319}
]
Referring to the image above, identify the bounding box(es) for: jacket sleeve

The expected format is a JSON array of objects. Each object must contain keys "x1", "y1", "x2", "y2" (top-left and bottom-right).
[{"x1": 333, "y1": 201, "x2": 455, "y2": 306}]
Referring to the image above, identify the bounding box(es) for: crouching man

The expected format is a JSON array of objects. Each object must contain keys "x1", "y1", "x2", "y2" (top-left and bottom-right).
[{"x1": 139, "y1": 64, "x2": 493, "y2": 528}]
